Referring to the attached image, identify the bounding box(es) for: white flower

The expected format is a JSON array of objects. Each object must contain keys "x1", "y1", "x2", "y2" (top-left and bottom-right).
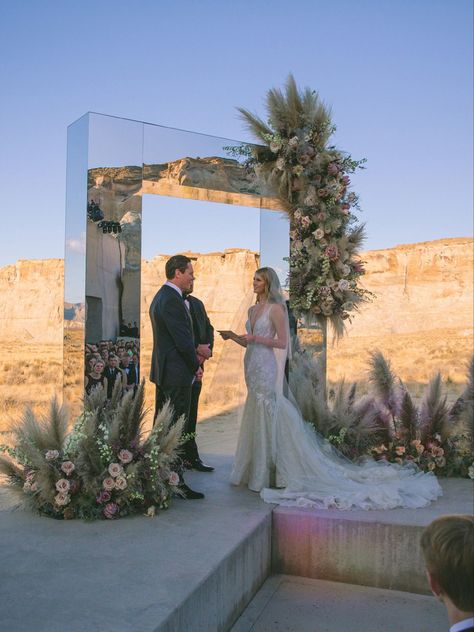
[
  {"x1": 341, "y1": 264, "x2": 351, "y2": 276},
  {"x1": 313, "y1": 228, "x2": 325, "y2": 240},
  {"x1": 55, "y1": 478, "x2": 70, "y2": 493},
  {"x1": 55, "y1": 493, "x2": 71, "y2": 507},
  {"x1": 103, "y1": 477, "x2": 116, "y2": 491},
  {"x1": 468, "y1": 464, "x2": 474, "y2": 480},
  {"x1": 45, "y1": 450, "x2": 59, "y2": 461},
  {"x1": 145, "y1": 505, "x2": 156, "y2": 517},
  {"x1": 108, "y1": 463, "x2": 123, "y2": 478},
  {"x1": 338, "y1": 279, "x2": 350, "y2": 291},
  {"x1": 61, "y1": 461, "x2": 75, "y2": 476},
  {"x1": 168, "y1": 471, "x2": 180, "y2": 486},
  {"x1": 304, "y1": 133, "x2": 312, "y2": 142},
  {"x1": 118, "y1": 449, "x2": 133, "y2": 464},
  {"x1": 270, "y1": 140, "x2": 282, "y2": 153},
  {"x1": 114, "y1": 476, "x2": 127, "y2": 491},
  {"x1": 288, "y1": 136, "x2": 299, "y2": 148}
]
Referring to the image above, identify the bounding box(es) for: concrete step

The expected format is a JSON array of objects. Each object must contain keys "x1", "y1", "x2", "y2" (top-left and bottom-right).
[
  {"x1": 272, "y1": 478, "x2": 474, "y2": 594},
  {"x1": 230, "y1": 575, "x2": 447, "y2": 632}
]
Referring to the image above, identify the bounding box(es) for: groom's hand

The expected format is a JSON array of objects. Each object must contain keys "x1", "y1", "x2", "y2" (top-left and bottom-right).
[
  {"x1": 197, "y1": 343, "x2": 212, "y2": 359},
  {"x1": 195, "y1": 367, "x2": 204, "y2": 381}
]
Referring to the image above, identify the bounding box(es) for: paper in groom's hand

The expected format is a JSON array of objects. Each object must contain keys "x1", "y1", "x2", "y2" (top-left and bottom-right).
[{"x1": 218, "y1": 330, "x2": 244, "y2": 343}]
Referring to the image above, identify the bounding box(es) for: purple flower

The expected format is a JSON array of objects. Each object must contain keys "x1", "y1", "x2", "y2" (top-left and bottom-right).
[
  {"x1": 103, "y1": 502, "x2": 119, "y2": 519},
  {"x1": 96, "y1": 490, "x2": 111, "y2": 504}
]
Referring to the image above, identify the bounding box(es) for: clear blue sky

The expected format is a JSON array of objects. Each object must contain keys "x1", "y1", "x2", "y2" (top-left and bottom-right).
[{"x1": 0, "y1": 0, "x2": 472, "y2": 268}]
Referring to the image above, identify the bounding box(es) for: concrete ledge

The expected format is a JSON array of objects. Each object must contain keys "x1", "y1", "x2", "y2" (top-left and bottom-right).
[{"x1": 272, "y1": 478, "x2": 474, "y2": 594}]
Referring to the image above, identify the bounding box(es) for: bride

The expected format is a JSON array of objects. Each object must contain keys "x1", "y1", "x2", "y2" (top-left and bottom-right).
[{"x1": 219, "y1": 267, "x2": 442, "y2": 510}]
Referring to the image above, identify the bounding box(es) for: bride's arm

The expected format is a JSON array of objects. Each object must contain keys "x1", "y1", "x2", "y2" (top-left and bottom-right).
[{"x1": 245, "y1": 304, "x2": 288, "y2": 349}]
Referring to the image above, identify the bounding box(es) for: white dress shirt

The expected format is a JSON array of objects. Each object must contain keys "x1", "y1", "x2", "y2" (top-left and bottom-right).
[
  {"x1": 165, "y1": 280, "x2": 182, "y2": 297},
  {"x1": 451, "y1": 617, "x2": 474, "y2": 632}
]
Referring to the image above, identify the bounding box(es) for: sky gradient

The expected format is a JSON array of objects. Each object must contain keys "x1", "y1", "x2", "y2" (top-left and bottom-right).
[{"x1": 0, "y1": 0, "x2": 472, "y2": 267}]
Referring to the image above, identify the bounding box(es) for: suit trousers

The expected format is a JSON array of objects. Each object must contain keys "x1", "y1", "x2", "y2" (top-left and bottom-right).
[
  {"x1": 154, "y1": 384, "x2": 192, "y2": 473},
  {"x1": 182, "y1": 380, "x2": 202, "y2": 463}
]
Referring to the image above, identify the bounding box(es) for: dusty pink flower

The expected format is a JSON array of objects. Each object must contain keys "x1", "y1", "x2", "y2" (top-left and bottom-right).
[
  {"x1": 327, "y1": 163, "x2": 339, "y2": 175},
  {"x1": 114, "y1": 476, "x2": 127, "y2": 491},
  {"x1": 313, "y1": 228, "x2": 325, "y2": 240},
  {"x1": 55, "y1": 479, "x2": 70, "y2": 493},
  {"x1": 118, "y1": 449, "x2": 133, "y2": 464},
  {"x1": 341, "y1": 203, "x2": 350, "y2": 210},
  {"x1": 103, "y1": 502, "x2": 119, "y2": 519},
  {"x1": 61, "y1": 461, "x2": 75, "y2": 476},
  {"x1": 324, "y1": 244, "x2": 339, "y2": 261},
  {"x1": 342, "y1": 175, "x2": 350, "y2": 185},
  {"x1": 45, "y1": 450, "x2": 59, "y2": 461},
  {"x1": 108, "y1": 463, "x2": 123, "y2": 478},
  {"x1": 301, "y1": 216, "x2": 311, "y2": 227},
  {"x1": 103, "y1": 477, "x2": 115, "y2": 491},
  {"x1": 169, "y1": 472, "x2": 180, "y2": 486},
  {"x1": 395, "y1": 446, "x2": 406, "y2": 456},
  {"x1": 55, "y1": 492, "x2": 71, "y2": 507}
]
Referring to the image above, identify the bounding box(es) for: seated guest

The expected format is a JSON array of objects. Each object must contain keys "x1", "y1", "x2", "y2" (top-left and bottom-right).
[
  {"x1": 120, "y1": 353, "x2": 138, "y2": 393},
  {"x1": 103, "y1": 354, "x2": 125, "y2": 399},
  {"x1": 421, "y1": 514, "x2": 474, "y2": 632},
  {"x1": 85, "y1": 359, "x2": 107, "y2": 395}
]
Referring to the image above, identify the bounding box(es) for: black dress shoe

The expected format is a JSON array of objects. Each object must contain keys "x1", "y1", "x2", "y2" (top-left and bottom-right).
[
  {"x1": 178, "y1": 483, "x2": 205, "y2": 499},
  {"x1": 190, "y1": 459, "x2": 215, "y2": 472}
]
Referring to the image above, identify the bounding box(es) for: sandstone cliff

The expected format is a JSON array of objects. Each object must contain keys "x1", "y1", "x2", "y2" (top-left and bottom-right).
[{"x1": 0, "y1": 238, "x2": 472, "y2": 421}]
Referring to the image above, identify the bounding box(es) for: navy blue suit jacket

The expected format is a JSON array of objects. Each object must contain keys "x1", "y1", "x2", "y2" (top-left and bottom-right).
[{"x1": 149, "y1": 284, "x2": 199, "y2": 387}]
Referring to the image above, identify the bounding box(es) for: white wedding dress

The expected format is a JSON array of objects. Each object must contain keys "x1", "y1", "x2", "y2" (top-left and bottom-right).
[{"x1": 230, "y1": 306, "x2": 442, "y2": 510}]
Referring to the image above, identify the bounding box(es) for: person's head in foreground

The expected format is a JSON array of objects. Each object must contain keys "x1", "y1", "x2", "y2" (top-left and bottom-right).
[{"x1": 421, "y1": 514, "x2": 474, "y2": 630}]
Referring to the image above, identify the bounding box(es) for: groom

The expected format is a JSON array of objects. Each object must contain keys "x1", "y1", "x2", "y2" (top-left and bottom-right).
[{"x1": 149, "y1": 254, "x2": 210, "y2": 500}]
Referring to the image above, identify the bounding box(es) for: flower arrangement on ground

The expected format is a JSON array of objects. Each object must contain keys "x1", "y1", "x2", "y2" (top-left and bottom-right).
[
  {"x1": 290, "y1": 350, "x2": 474, "y2": 477},
  {"x1": 0, "y1": 382, "x2": 183, "y2": 519},
  {"x1": 231, "y1": 74, "x2": 372, "y2": 335}
]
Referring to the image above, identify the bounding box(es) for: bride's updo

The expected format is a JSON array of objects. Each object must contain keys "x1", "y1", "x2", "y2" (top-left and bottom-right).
[{"x1": 255, "y1": 267, "x2": 286, "y2": 305}]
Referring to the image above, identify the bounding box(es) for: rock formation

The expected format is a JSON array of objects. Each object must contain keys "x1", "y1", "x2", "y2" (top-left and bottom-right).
[{"x1": 0, "y1": 238, "x2": 472, "y2": 423}]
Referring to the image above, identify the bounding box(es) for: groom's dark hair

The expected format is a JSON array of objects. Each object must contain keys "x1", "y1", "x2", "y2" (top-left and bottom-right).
[{"x1": 165, "y1": 255, "x2": 191, "y2": 280}]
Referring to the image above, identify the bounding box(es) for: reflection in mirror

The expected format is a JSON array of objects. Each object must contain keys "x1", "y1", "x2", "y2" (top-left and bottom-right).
[{"x1": 83, "y1": 114, "x2": 143, "y2": 401}]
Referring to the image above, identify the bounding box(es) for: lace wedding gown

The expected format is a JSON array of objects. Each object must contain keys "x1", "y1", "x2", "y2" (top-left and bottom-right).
[{"x1": 230, "y1": 306, "x2": 442, "y2": 510}]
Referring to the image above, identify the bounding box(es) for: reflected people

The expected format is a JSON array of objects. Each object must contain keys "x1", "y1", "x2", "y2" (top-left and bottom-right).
[
  {"x1": 219, "y1": 267, "x2": 442, "y2": 510},
  {"x1": 149, "y1": 255, "x2": 209, "y2": 500}
]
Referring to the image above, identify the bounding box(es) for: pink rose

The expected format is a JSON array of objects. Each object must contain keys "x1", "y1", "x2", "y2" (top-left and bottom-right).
[
  {"x1": 55, "y1": 492, "x2": 71, "y2": 507},
  {"x1": 324, "y1": 244, "x2": 339, "y2": 261},
  {"x1": 169, "y1": 472, "x2": 180, "y2": 486},
  {"x1": 103, "y1": 477, "x2": 115, "y2": 491},
  {"x1": 55, "y1": 478, "x2": 70, "y2": 493},
  {"x1": 118, "y1": 449, "x2": 133, "y2": 464},
  {"x1": 61, "y1": 461, "x2": 75, "y2": 476},
  {"x1": 108, "y1": 463, "x2": 123, "y2": 478},
  {"x1": 114, "y1": 476, "x2": 127, "y2": 491},
  {"x1": 103, "y1": 502, "x2": 119, "y2": 519}
]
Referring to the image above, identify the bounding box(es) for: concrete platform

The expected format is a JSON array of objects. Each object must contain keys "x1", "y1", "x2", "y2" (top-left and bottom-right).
[
  {"x1": 272, "y1": 477, "x2": 474, "y2": 594},
  {"x1": 0, "y1": 456, "x2": 272, "y2": 632},
  {"x1": 230, "y1": 575, "x2": 447, "y2": 632},
  {"x1": 0, "y1": 410, "x2": 472, "y2": 631}
]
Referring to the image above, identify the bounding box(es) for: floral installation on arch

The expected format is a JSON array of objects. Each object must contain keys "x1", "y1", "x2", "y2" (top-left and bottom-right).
[
  {"x1": 0, "y1": 382, "x2": 184, "y2": 520},
  {"x1": 228, "y1": 74, "x2": 372, "y2": 335}
]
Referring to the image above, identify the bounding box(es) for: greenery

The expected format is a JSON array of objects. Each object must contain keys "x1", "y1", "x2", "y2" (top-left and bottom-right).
[
  {"x1": 290, "y1": 350, "x2": 474, "y2": 477},
  {"x1": 0, "y1": 382, "x2": 184, "y2": 520},
  {"x1": 233, "y1": 74, "x2": 372, "y2": 336}
]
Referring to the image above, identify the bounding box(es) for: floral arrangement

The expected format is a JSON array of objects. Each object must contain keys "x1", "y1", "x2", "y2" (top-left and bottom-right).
[
  {"x1": 0, "y1": 382, "x2": 184, "y2": 520},
  {"x1": 231, "y1": 74, "x2": 372, "y2": 335},
  {"x1": 290, "y1": 349, "x2": 474, "y2": 477}
]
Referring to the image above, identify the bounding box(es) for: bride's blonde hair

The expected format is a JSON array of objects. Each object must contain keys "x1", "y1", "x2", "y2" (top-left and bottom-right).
[{"x1": 255, "y1": 267, "x2": 285, "y2": 304}]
